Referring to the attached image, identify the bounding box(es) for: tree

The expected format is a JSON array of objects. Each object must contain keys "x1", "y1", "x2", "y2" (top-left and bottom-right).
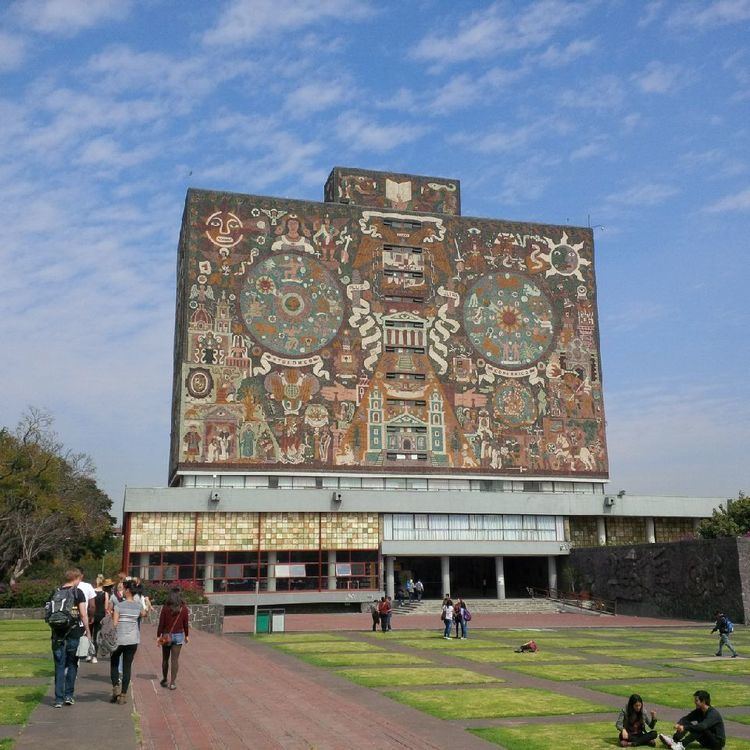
[
  {"x1": 0, "y1": 408, "x2": 114, "y2": 584},
  {"x1": 697, "y1": 492, "x2": 750, "y2": 539}
]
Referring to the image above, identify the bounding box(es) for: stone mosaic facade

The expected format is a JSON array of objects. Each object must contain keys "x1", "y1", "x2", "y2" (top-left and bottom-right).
[
  {"x1": 130, "y1": 512, "x2": 196, "y2": 552},
  {"x1": 569, "y1": 516, "x2": 599, "y2": 547},
  {"x1": 170, "y1": 168, "x2": 608, "y2": 483},
  {"x1": 654, "y1": 517, "x2": 696, "y2": 543},
  {"x1": 320, "y1": 512, "x2": 380, "y2": 549},
  {"x1": 198, "y1": 512, "x2": 259, "y2": 550},
  {"x1": 605, "y1": 517, "x2": 647, "y2": 545}
]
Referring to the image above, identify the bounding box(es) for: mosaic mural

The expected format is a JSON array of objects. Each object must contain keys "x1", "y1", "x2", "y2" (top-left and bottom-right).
[{"x1": 170, "y1": 168, "x2": 608, "y2": 480}]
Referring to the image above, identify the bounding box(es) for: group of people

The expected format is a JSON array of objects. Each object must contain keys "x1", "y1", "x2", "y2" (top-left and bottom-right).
[
  {"x1": 370, "y1": 596, "x2": 393, "y2": 631},
  {"x1": 47, "y1": 568, "x2": 191, "y2": 709},
  {"x1": 616, "y1": 690, "x2": 726, "y2": 749},
  {"x1": 440, "y1": 595, "x2": 470, "y2": 639}
]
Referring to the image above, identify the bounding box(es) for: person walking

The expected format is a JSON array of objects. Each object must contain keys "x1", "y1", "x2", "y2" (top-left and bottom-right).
[
  {"x1": 452, "y1": 597, "x2": 465, "y2": 639},
  {"x1": 377, "y1": 597, "x2": 389, "y2": 632},
  {"x1": 405, "y1": 578, "x2": 414, "y2": 601},
  {"x1": 368, "y1": 599, "x2": 379, "y2": 632},
  {"x1": 89, "y1": 574, "x2": 109, "y2": 664},
  {"x1": 415, "y1": 579, "x2": 424, "y2": 601},
  {"x1": 659, "y1": 689, "x2": 725, "y2": 749},
  {"x1": 46, "y1": 569, "x2": 91, "y2": 708},
  {"x1": 457, "y1": 598, "x2": 470, "y2": 639},
  {"x1": 109, "y1": 579, "x2": 144, "y2": 705},
  {"x1": 385, "y1": 595, "x2": 394, "y2": 631},
  {"x1": 157, "y1": 587, "x2": 190, "y2": 690},
  {"x1": 441, "y1": 596, "x2": 453, "y2": 639},
  {"x1": 711, "y1": 610, "x2": 737, "y2": 658},
  {"x1": 616, "y1": 693, "x2": 658, "y2": 747}
]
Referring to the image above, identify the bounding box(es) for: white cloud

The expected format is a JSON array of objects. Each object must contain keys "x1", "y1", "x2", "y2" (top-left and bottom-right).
[
  {"x1": 558, "y1": 74, "x2": 627, "y2": 112},
  {"x1": 569, "y1": 138, "x2": 611, "y2": 161},
  {"x1": 705, "y1": 186, "x2": 750, "y2": 212},
  {"x1": 283, "y1": 80, "x2": 348, "y2": 117},
  {"x1": 412, "y1": 0, "x2": 591, "y2": 65},
  {"x1": 632, "y1": 61, "x2": 688, "y2": 94},
  {"x1": 336, "y1": 112, "x2": 427, "y2": 152},
  {"x1": 455, "y1": 122, "x2": 544, "y2": 154},
  {"x1": 0, "y1": 30, "x2": 25, "y2": 72},
  {"x1": 535, "y1": 38, "x2": 598, "y2": 67},
  {"x1": 12, "y1": 0, "x2": 132, "y2": 36},
  {"x1": 667, "y1": 0, "x2": 750, "y2": 30},
  {"x1": 638, "y1": 1, "x2": 666, "y2": 27},
  {"x1": 77, "y1": 136, "x2": 157, "y2": 171},
  {"x1": 606, "y1": 182, "x2": 679, "y2": 206},
  {"x1": 202, "y1": 0, "x2": 373, "y2": 46}
]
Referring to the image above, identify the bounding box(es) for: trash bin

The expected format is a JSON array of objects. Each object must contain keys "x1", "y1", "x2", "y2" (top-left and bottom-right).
[{"x1": 256, "y1": 610, "x2": 270, "y2": 634}]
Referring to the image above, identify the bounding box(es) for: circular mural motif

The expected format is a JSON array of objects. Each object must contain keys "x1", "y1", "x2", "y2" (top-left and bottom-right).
[
  {"x1": 186, "y1": 367, "x2": 213, "y2": 399},
  {"x1": 493, "y1": 380, "x2": 538, "y2": 428},
  {"x1": 463, "y1": 272, "x2": 556, "y2": 368},
  {"x1": 240, "y1": 254, "x2": 344, "y2": 356}
]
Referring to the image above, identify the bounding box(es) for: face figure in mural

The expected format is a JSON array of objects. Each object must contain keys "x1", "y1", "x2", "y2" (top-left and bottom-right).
[{"x1": 205, "y1": 211, "x2": 244, "y2": 252}]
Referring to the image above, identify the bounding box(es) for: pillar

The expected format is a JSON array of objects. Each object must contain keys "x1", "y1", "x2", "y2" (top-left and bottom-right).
[
  {"x1": 596, "y1": 517, "x2": 607, "y2": 546},
  {"x1": 646, "y1": 517, "x2": 656, "y2": 544},
  {"x1": 441, "y1": 556, "x2": 451, "y2": 598},
  {"x1": 385, "y1": 556, "x2": 395, "y2": 599},
  {"x1": 547, "y1": 555, "x2": 558, "y2": 595},
  {"x1": 327, "y1": 551, "x2": 337, "y2": 591},
  {"x1": 495, "y1": 555, "x2": 505, "y2": 600},
  {"x1": 204, "y1": 551, "x2": 214, "y2": 594},
  {"x1": 139, "y1": 552, "x2": 149, "y2": 582},
  {"x1": 267, "y1": 551, "x2": 277, "y2": 592}
]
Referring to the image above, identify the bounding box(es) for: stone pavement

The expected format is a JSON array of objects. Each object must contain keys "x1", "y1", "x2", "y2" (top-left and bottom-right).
[{"x1": 13, "y1": 656, "x2": 137, "y2": 749}]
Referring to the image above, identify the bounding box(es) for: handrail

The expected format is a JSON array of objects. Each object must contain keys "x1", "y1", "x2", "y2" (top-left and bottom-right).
[{"x1": 526, "y1": 586, "x2": 617, "y2": 615}]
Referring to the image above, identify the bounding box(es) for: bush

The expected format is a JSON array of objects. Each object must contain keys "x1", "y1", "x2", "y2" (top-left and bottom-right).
[
  {"x1": 0, "y1": 579, "x2": 55, "y2": 608},
  {"x1": 143, "y1": 580, "x2": 207, "y2": 605}
]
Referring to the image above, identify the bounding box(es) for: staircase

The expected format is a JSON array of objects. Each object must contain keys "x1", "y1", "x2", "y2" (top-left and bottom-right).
[{"x1": 391, "y1": 598, "x2": 561, "y2": 616}]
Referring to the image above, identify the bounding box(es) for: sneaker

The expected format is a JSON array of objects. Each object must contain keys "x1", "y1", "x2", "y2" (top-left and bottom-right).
[
  {"x1": 91, "y1": 656, "x2": 98, "y2": 664},
  {"x1": 160, "y1": 679, "x2": 168, "y2": 687},
  {"x1": 672, "y1": 744, "x2": 685, "y2": 750},
  {"x1": 659, "y1": 734, "x2": 675, "y2": 748},
  {"x1": 64, "y1": 697, "x2": 75, "y2": 706},
  {"x1": 53, "y1": 702, "x2": 63, "y2": 709},
  {"x1": 732, "y1": 653, "x2": 738, "y2": 658},
  {"x1": 715, "y1": 652, "x2": 722, "y2": 657}
]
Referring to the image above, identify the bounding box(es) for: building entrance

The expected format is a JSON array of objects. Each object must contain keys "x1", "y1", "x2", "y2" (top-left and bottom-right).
[
  {"x1": 393, "y1": 557, "x2": 441, "y2": 599},
  {"x1": 448, "y1": 556, "x2": 497, "y2": 598},
  {"x1": 503, "y1": 556, "x2": 548, "y2": 598}
]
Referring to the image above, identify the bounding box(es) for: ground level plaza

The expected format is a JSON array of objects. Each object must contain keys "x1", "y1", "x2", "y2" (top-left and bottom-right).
[{"x1": 123, "y1": 481, "x2": 720, "y2": 606}]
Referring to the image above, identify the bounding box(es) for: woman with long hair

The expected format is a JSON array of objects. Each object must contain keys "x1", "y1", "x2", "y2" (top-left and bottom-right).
[
  {"x1": 157, "y1": 587, "x2": 190, "y2": 690},
  {"x1": 109, "y1": 579, "x2": 143, "y2": 705},
  {"x1": 89, "y1": 574, "x2": 109, "y2": 663},
  {"x1": 615, "y1": 693, "x2": 657, "y2": 747},
  {"x1": 440, "y1": 596, "x2": 453, "y2": 640}
]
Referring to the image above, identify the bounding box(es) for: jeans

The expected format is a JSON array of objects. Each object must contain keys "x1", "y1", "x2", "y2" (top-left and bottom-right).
[
  {"x1": 52, "y1": 636, "x2": 80, "y2": 703},
  {"x1": 454, "y1": 618, "x2": 466, "y2": 638},
  {"x1": 110, "y1": 643, "x2": 138, "y2": 694},
  {"x1": 443, "y1": 617, "x2": 452, "y2": 638},
  {"x1": 717, "y1": 633, "x2": 736, "y2": 656}
]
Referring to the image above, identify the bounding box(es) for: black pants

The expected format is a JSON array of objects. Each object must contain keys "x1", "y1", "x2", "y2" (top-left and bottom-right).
[
  {"x1": 674, "y1": 730, "x2": 724, "y2": 749},
  {"x1": 619, "y1": 729, "x2": 657, "y2": 746},
  {"x1": 110, "y1": 644, "x2": 138, "y2": 694},
  {"x1": 161, "y1": 643, "x2": 182, "y2": 683},
  {"x1": 91, "y1": 617, "x2": 104, "y2": 655},
  {"x1": 371, "y1": 614, "x2": 378, "y2": 631}
]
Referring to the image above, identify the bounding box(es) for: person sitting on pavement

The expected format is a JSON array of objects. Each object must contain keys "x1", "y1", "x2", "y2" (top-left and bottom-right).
[
  {"x1": 659, "y1": 689, "x2": 725, "y2": 749},
  {"x1": 616, "y1": 693, "x2": 657, "y2": 747}
]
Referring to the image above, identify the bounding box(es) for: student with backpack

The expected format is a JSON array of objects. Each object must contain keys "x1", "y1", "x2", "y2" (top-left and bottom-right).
[
  {"x1": 711, "y1": 610, "x2": 737, "y2": 657},
  {"x1": 45, "y1": 569, "x2": 91, "y2": 708}
]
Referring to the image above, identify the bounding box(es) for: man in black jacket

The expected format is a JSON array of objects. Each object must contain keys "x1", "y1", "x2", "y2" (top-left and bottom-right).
[
  {"x1": 659, "y1": 690, "x2": 725, "y2": 749},
  {"x1": 711, "y1": 610, "x2": 737, "y2": 657}
]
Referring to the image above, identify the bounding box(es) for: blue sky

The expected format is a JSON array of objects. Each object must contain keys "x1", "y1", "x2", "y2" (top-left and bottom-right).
[{"x1": 1, "y1": 0, "x2": 748, "y2": 516}]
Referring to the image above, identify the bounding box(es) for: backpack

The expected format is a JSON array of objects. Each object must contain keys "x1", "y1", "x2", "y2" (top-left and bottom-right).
[
  {"x1": 463, "y1": 608, "x2": 472, "y2": 622},
  {"x1": 44, "y1": 587, "x2": 78, "y2": 637},
  {"x1": 724, "y1": 617, "x2": 734, "y2": 634}
]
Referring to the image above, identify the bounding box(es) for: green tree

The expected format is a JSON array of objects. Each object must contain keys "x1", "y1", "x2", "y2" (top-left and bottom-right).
[
  {"x1": 697, "y1": 492, "x2": 750, "y2": 539},
  {"x1": 0, "y1": 408, "x2": 114, "y2": 584}
]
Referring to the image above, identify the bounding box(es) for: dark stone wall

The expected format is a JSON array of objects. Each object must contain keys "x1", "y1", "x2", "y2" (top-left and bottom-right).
[{"x1": 567, "y1": 537, "x2": 750, "y2": 623}]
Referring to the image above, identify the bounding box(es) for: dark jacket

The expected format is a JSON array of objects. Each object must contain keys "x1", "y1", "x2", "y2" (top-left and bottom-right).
[
  {"x1": 615, "y1": 707, "x2": 657, "y2": 733},
  {"x1": 679, "y1": 706, "x2": 725, "y2": 743}
]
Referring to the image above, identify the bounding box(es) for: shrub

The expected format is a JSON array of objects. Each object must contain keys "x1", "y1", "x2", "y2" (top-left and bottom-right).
[
  {"x1": 143, "y1": 580, "x2": 207, "y2": 605},
  {"x1": 0, "y1": 579, "x2": 55, "y2": 608}
]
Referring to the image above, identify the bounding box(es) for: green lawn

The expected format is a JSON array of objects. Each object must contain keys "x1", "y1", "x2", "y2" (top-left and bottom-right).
[
  {"x1": 665, "y1": 659, "x2": 750, "y2": 675},
  {"x1": 581, "y1": 646, "x2": 705, "y2": 658},
  {"x1": 0, "y1": 622, "x2": 47, "y2": 633},
  {"x1": 452, "y1": 649, "x2": 584, "y2": 664},
  {"x1": 296, "y1": 651, "x2": 433, "y2": 667},
  {"x1": 0, "y1": 640, "x2": 49, "y2": 656},
  {"x1": 0, "y1": 687, "x2": 48, "y2": 725},
  {"x1": 471, "y1": 721, "x2": 750, "y2": 750},
  {"x1": 254, "y1": 633, "x2": 348, "y2": 643},
  {"x1": 0, "y1": 658, "x2": 52, "y2": 679},
  {"x1": 502, "y1": 662, "x2": 676, "y2": 681},
  {"x1": 592, "y1": 681, "x2": 750, "y2": 708},
  {"x1": 273, "y1": 640, "x2": 384, "y2": 654},
  {"x1": 729, "y1": 715, "x2": 750, "y2": 726},
  {"x1": 388, "y1": 637, "x2": 498, "y2": 650},
  {"x1": 336, "y1": 666, "x2": 500, "y2": 688}
]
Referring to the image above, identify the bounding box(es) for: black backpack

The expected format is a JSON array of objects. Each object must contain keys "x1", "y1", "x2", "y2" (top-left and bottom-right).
[{"x1": 44, "y1": 587, "x2": 78, "y2": 636}]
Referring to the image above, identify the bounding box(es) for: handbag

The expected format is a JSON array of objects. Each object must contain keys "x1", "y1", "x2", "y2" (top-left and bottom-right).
[
  {"x1": 157, "y1": 607, "x2": 182, "y2": 646},
  {"x1": 76, "y1": 635, "x2": 91, "y2": 658}
]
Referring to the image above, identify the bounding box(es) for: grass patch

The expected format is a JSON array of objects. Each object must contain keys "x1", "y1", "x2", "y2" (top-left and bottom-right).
[
  {"x1": 581, "y1": 646, "x2": 705, "y2": 659},
  {"x1": 254, "y1": 633, "x2": 347, "y2": 643},
  {"x1": 501, "y1": 662, "x2": 676, "y2": 681},
  {"x1": 0, "y1": 739, "x2": 13, "y2": 750},
  {"x1": 0, "y1": 641, "x2": 49, "y2": 656},
  {"x1": 470, "y1": 720, "x2": 624, "y2": 749},
  {"x1": 0, "y1": 621, "x2": 47, "y2": 633},
  {"x1": 297, "y1": 651, "x2": 432, "y2": 668},
  {"x1": 363, "y1": 630, "x2": 448, "y2": 640},
  {"x1": 0, "y1": 686, "x2": 48, "y2": 725},
  {"x1": 336, "y1": 666, "x2": 500, "y2": 688},
  {"x1": 0, "y1": 657, "x2": 52, "y2": 679},
  {"x1": 592, "y1": 680, "x2": 750, "y2": 708},
  {"x1": 665, "y1": 659, "x2": 750, "y2": 675},
  {"x1": 453, "y1": 649, "x2": 584, "y2": 664},
  {"x1": 730, "y1": 715, "x2": 750, "y2": 726},
  {"x1": 385, "y1": 686, "x2": 610, "y2": 719},
  {"x1": 388, "y1": 637, "x2": 498, "y2": 650},
  {"x1": 273, "y1": 640, "x2": 383, "y2": 654}
]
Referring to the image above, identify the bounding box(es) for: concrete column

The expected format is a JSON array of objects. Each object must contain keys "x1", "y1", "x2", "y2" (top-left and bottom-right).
[
  {"x1": 547, "y1": 555, "x2": 558, "y2": 595},
  {"x1": 596, "y1": 517, "x2": 607, "y2": 546},
  {"x1": 267, "y1": 551, "x2": 277, "y2": 592},
  {"x1": 495, "y1": 555, "x2": 506, "y2": 600},
  {"x1": 327, "y1": 551, "x2": 337, "y2": 591},
  {"x1": 441, "y1": 556, "x2": 451, "y2": 598},
  {"x1": 204, "y1": 551, "x2": 214, "y2": 593},
  {"x1": 139, "y1": 552, "x2": 149, "y2": 582},
  {"x1": 385, "y1": 556, "x2": 395, "y2": 599},
  {"x1": 646, "y1": 517, "x2": 656, "y2": 544}
]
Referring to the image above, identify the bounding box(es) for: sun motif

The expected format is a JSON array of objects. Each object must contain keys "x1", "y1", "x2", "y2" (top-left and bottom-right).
[
  {"x1": 496, "y1": 304, "x2": 522, "y2": 333},
  {"x1": 538, "y1": 231, "x2": 590, "y2": 281}
]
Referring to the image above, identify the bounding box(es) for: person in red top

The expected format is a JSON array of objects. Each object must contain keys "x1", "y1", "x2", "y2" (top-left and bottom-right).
[{"x1": 156, "y1": 587, "x2": 190, "y2": 690}]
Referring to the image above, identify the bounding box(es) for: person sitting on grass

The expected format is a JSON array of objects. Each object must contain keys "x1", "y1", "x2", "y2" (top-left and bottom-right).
[
  {"x1": 616, "y1": 693, "x2": 657, "y2": 747},
  {"x1": 659, "y1": 689, "x2": 725, "y2": 750}
]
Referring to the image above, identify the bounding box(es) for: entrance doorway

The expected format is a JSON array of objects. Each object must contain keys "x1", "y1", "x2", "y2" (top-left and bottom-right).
[
  {"x1": 503, "y1": 556, "x2": 548, "y2": 598},
  {"x1": 448, "y1": 557, "x2": 497, "y2": 598},
  {"x1": 392, "y1": 557, "x2": 441, "y2": 599}
]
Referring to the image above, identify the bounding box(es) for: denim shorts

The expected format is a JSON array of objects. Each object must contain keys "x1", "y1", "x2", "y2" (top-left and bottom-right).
[{"x1": 169, "y1": 632, "x2": 185, "y2": 646}]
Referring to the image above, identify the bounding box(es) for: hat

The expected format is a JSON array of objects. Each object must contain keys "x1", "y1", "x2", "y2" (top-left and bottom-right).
[{"x1": 102, "y1": 578, "x2": 115, "y2": 587}]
